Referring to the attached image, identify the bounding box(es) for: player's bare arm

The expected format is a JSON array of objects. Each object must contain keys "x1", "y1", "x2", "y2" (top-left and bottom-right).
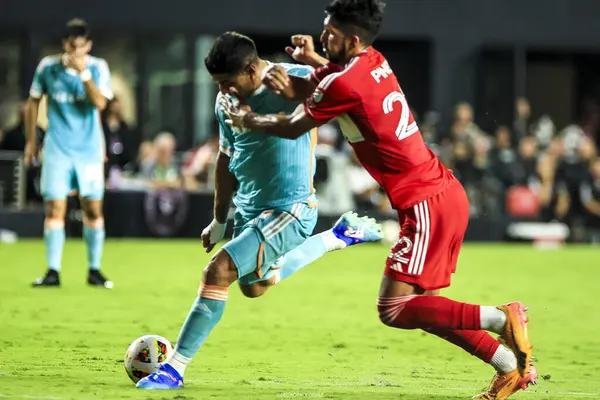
[
  {"x1": 213, "y1": 151, "x2": 236, "y2": 224},
  {"x1": 24, "y1": 97, "x2": 41, "y2": 167},
  {"x1": 222, "y1": 98, "x2": 319, "y2": 140},
  {"x1": 201, "y1": 151, "x2": 237, "y2": 252},
  {"x1": 65, "y1": 53, "x2": 109, "y2": 111}
]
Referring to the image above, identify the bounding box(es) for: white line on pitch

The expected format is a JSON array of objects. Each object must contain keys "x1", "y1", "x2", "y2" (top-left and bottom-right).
[{"x1": 0, "y1": 395, "x2": 62, "y2": 400}]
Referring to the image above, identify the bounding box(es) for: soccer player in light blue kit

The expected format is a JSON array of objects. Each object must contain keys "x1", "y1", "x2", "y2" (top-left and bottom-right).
[
  {"x1": 25, "y1": 19, "x2": 114, "y2": 288},
  {"x1": 137, "y1": 31, "x2": 383, "y2": 390}
]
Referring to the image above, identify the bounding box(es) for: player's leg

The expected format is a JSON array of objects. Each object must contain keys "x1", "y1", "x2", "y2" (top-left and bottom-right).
[
  {"x1": 75, "y1": 161, "x2": 112, "y2": 287},
  {"x1": 239, "y1": 211, "x2": 384, "y2": 298},
  {"x1": 137, "y1": 210, "x2": 266, "y2": 389},
  {"x1": 136, "y1": 248, "x2": 238, "y2": 390},
  {"x1": 376, "y1": 182, "x2": 535, "y2": 387},
  {"x1": 79, "y1": 198, "x2": 113, "y2": 288},
  {"x1": 32, "y1": 157, "x2": 72, "y2": 287}
]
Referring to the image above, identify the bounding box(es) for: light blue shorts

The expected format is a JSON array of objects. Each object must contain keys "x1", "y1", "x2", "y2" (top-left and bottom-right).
[
  {"x1": 223, "y1": 201, "x2": 318, "y2": 285},
  {"x1": 40, "y1": 154, "x2": 104, "y2": 200}
]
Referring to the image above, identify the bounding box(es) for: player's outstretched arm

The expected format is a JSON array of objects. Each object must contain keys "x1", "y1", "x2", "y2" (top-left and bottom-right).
[
  {"x1": 24, "y1": 97, "x2": 41, "y2": 167},
  {"x1": 263, "y1": 65, "x2": 316, "y2": 102},
  {"x1": 222, "y1": 99, "x2": 318, "y2": 140}
]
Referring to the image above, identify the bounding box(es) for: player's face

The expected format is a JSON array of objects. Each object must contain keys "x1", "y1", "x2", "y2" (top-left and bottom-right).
[
  {"x1": 212, "y1": 69, "x2": 257, "y2": 100},
  {"x1": 320, "y1": 16, "x2": 354, "y2": 65},
  {"x1": 63, "y1": 36, "x2": 92, "y2": 57}
]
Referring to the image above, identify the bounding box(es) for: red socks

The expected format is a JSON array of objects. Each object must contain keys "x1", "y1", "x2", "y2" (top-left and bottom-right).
[
  {"x1": 378, "y1": 295, "x2": 499, "y2": 364},
  {"x1": 426, "y1": 328, "x2": 500, "y2": 363},
  {"x1": 378, "y1": 295, "x2": 481, "y2": 330}
]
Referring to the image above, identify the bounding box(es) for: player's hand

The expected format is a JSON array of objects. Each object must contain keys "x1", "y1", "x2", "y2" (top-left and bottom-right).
[
  {"x1": 263, "y1": 65, "x2": 290, "y2": 95},
  {"x1": 201, "y1": 219, "x2": 227, "y2": 253},
  {"x1": 24, "y1": 141, "x2": 37, "y2": 168},
  {"x1": 285, "y1": 35, "x2": 319, "y2": 65},
  {"x1": 63, "y1": 42, "x2": 91, "y2": 72},
  {"x1": 219, "y1": 92, "x2": 251, "y2": 132}
]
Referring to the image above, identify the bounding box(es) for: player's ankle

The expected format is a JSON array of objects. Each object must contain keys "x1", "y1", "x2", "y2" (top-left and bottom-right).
[
  {"x1": 169, "y1": 351, "x2": 192, "y2": 377},
  {"x1": 319, "y1": 230, "x2": 347, "y2": 251},
  {"x1": 490, "y1": 345, "x2": 517, "y2": 374},
  {"x1": 480, "y1": 306, "x2": 507, "y2": 334}
]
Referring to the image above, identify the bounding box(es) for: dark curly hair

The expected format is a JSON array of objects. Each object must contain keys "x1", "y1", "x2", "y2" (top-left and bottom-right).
[
  {"x1": 325, "y1": 0, "x2": 386, "y2": 45},
  {"x1": 204, "y1": 31, "x2": 259, "y2": 76}
]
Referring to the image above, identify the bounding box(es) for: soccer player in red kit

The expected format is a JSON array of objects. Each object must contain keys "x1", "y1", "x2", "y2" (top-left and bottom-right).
[{"x1": 221, "y1": 1, "x2": 536, "y2": 398}]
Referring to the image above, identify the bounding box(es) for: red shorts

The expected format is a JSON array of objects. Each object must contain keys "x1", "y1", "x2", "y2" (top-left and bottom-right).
[{"x1": 384, "y1": 179, "x2": 469, "y2": 290}]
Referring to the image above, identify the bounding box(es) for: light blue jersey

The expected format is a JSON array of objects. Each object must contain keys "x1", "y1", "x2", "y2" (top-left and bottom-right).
[
  {"x1": 31, "y1": 54, "x2": 113, "y2": 200},
  {"x1": 215, "y1": 63, "x2": 317, "y2": 217},
  {"x1": 30, "y1": 54, "x2": 113, "y2": 163},
  {"x1": 215, "y1": 62, "x2": 320, "y2": 283}
]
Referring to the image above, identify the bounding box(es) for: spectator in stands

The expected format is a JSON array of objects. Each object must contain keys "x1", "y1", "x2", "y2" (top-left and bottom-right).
[
  {"x1": 557, "y1": 136, "x2": 597, "y2": 219},
  {"x1": 102, "y1": 97, "x2": 137, "y2": 176},
  {"x1": 579, "y1": 156, "x2": 600, "y2": 242},
  {"x1": 513, "y1": 136, "x2": 539, "y2": 186},
  {"x1": 513, "y1": 97, "x2": 532, "y2": 142},
  {"x1": 181, "y1": 133, "x2": 219, "y2": 191},
  {"x1": 536, "y1": 154, "x2": 570, "y2": 222},
  {"x1": 142, "y1": 132, "x2": 181, "y2": 189},
  {"x1": 489, "y1": 126, "x2": 517, "y2": 188},
  {"x1": 449, "y1": 102, "x2": 485, "y2": 144},
  {"x1": 0, "y1": 101, "x2": 28, "y2": 151},
  {"x1": 313, "y1": 123, "x2": 354, "y2": 216}
]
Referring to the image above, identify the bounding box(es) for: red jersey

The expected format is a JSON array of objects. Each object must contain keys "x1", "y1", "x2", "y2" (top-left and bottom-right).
[{"x1": 304, "y1": 47, "x2": 454, "y2": 210}]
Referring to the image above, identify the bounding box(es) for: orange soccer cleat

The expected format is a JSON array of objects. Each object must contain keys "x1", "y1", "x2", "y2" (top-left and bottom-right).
[
  {"x1": 473, "y1": 362, "x2": 537, "y2": 399},
  {"x1": 497, "y1": 302, "x2": 532, "y2": 376}
]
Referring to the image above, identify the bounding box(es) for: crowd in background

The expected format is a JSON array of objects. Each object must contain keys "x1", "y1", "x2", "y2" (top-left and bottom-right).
[{"x1": 1, "y1": 95, "x2": 600, "y2": 242}]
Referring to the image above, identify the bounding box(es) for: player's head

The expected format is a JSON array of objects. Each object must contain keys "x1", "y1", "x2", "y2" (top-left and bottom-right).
[
  {"x1": 321, "y1": 0, "x2": 385, "y2": 64},
  {"x1": 62, "y1": 18, "x2": 92, "y2": 56},
  {"x1": 205, "y1": 32, "x2": 261, "y2": 99}
]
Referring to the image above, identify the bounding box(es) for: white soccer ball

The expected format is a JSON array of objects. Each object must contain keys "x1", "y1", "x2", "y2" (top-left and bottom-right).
[{"x1": 124, "y1": 334, "x2": 173, "y2": 383}]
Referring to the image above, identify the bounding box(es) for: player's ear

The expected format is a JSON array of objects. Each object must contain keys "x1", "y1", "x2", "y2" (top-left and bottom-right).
[
  {"x1": 245, "y1": 62, "x2": 258, "y2": 77},
  {"x1": 350, "y1": 35, "x2": 361, "y2": 50}
]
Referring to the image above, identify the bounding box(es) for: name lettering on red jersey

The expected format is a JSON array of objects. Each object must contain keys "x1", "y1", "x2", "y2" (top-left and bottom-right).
[{"x1": 370, "y1": 60, "x2": 393, "y2": 83}]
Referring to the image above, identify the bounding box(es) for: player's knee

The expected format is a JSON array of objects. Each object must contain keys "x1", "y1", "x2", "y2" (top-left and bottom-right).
[
  {"x1": 203, "y1": 250, "x2": 238, "y2": 287},
  {"x1": 239, "y1": 282, "x2": 269, "y2": 298},
  {"x1": 82, "y1": 201, "x2": 103, "y2": 221},
  {"x1": 45, "y1": 200, "x2": 66, "y2": 220}
]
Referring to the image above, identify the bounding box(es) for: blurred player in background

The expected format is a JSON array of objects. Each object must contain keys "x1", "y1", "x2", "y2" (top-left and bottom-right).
[
  {"x1": 137, "y1": 31, "x2": 383, "y2": 390},
  {"x1": 221, "y1": 1, "x2": 536, "y2": 398},
  {"x1": 25, "y1": 19, "x2": 114, "y2": 288}
]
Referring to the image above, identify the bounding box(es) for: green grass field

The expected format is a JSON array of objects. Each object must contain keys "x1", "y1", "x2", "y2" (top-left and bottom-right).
[{"x1": 1, "y1": 241, "x2": 599, "y2": 399}]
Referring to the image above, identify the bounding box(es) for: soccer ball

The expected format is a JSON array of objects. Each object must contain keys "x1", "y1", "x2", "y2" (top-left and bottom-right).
[{"x1": 124, "y1": 335, "x2": 173, "y2": 383}]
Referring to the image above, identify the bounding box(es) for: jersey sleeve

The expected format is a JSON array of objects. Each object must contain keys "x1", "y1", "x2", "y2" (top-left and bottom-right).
[
  {"x1": 30, "y1": 59, "x2": 48, "y2": 99},
  {"x1": 304, "y1": 73, "x2": 358, "y2": 125},
  {"x1": 284, "y1": 63, "x2": 314, "y2": 78},
  {"x1": 95, "y1": 59, "x2": 114, "y2": 100},
  {"x1": 310, "y1": 62, "x2": 343, "y2": 83},
  {"x1": 215, "y1": 95, "x2": 235, "y2": 157}
]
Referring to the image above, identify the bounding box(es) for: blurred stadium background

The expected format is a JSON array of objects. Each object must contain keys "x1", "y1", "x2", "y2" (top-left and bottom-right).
[
  {"x1": 1, "y1": 0, "x2": 600, "y2": 242},
  {"x1": 1, "y1": 1, "x2": 600, "y2": 399}
]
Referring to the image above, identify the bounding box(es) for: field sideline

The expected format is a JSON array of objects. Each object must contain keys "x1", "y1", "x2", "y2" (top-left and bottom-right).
[{"x1": 0, "y1": 240, "x2": 599, "y2": 399}]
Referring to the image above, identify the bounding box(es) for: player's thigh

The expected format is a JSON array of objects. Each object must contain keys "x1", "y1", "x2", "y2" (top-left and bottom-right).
[
  {"x1": 40, "y1": 155, "x2": 75, "y2": 201},
  {"x1": 225, "y1": 204, "x2": 317, "y2": 284},
  {"x1": 384, "y1": 181, "x2": 469, "y2": 291},
  {"x1": 74, "y1": 162, "x2": 105, "y2": 201}
]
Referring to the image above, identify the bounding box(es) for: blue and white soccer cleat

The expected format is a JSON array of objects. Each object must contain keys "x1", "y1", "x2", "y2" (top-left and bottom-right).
[
  {"x1": 332, "y1": 211, "x2": 383, "y2": 246},
  {"x1": 136, "y1": 363, "x2": 183, "y2": 390}
]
